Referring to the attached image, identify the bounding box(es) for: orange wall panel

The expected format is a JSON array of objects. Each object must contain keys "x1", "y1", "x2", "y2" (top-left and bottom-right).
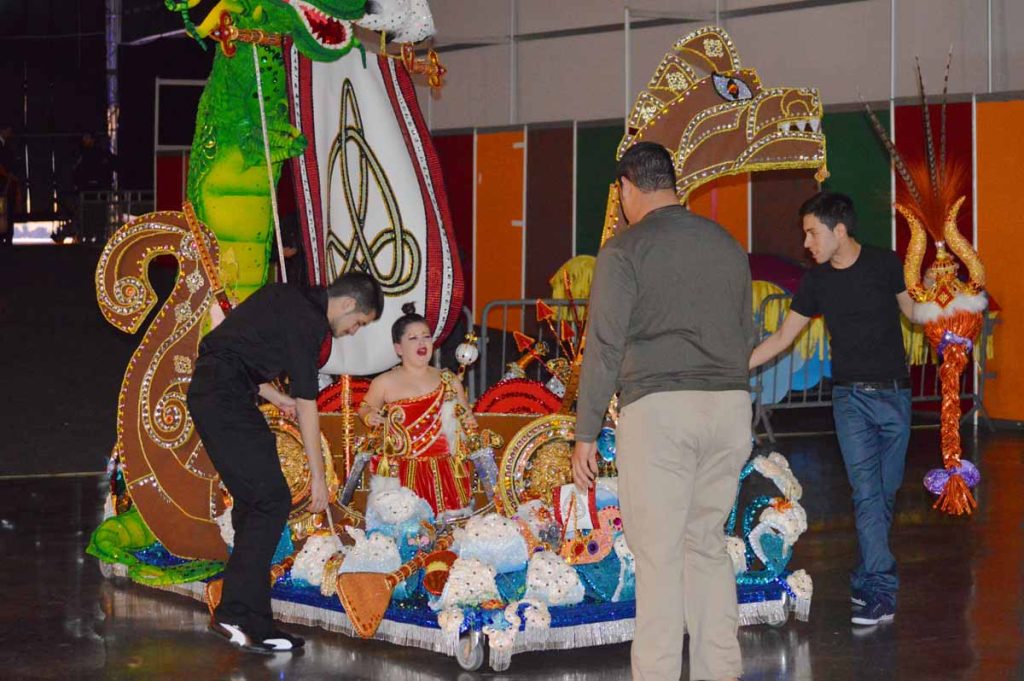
[
  {"x1": 475, "y1": 130, "x2": 525, "y2": 329},
  {"x1": 976, "y1": 100, "x2": 1024, "y2": 422},
  {"x1": 688, "y1": 173, "x2": 750, "y2": 251}
]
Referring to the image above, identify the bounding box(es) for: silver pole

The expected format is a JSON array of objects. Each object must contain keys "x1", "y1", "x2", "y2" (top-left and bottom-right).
[
  {"x1": 427, "y1": 84, "x2": 433, "y2": 130},
  {"x1": 890, "y1": 0, "x2": 896, "y2": 250},
  {"x1": 509, "y1": 0, "x2": 517, "y2": 125},
  {"x1": 624, "y1": 5, "x2": 631, "y2": 128},
  {"x1": 106, "y1": 0, "x2": 121, "y2": 189},
  {"x1": 987, "y1": 0, "x2": 993, "y2": 93},
  {"x1": 890, "y1": 0, "x2": 896, "y2": 102},
  {"x1": 715, "y1": 0, "x2": 721, "y2": 26}
]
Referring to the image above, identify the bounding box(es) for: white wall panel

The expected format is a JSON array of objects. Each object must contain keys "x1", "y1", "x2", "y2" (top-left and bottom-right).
[{"x1": 421, "y1": 0, "x2": 1023, "y2": 130}]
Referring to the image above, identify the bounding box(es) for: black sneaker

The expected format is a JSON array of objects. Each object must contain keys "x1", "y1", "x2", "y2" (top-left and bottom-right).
[
  {"x1": 208, "y1": 618, "x2": 275, "y2": 654},
  {"x1": 263, "y1": 628, "x2": 305, "y2": 651},
  {"x1": 851, "y1": 596, "x2": 895, "y2": 625},
  {"x1": 850, "y1": 587, "x2": 869, "y2": 607}
]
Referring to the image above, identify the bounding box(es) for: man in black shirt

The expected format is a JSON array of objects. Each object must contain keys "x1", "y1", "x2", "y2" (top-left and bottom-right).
[
  {"x1": 187, "y1": 271, "x2": 384, "y2": 652},
  {"x1": 750, "y1": 192, "x2": 915, "y2": 627}
]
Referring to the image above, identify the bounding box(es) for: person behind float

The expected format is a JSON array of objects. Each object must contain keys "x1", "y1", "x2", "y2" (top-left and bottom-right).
[{"x1": 358, "y1": 303, "x2": 479, "y2": 517}]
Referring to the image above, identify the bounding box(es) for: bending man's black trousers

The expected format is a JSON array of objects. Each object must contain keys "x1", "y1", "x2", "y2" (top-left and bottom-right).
[{"x1": 187, "y1": 357, "x2": 290, "y2": 639}]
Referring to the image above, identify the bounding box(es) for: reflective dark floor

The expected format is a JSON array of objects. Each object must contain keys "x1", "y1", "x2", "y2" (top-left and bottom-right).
[{"x1": 1, "y1": 428, "x2": 1021, "y2": 680}]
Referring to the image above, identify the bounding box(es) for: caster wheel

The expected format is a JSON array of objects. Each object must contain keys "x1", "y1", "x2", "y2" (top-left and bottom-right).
[
  {"x1": 455, "y1": 630, "x2": 485, "y2": 672},
  {"x1": 768, "y1": 617, "x2": 788, "y2": 628}
]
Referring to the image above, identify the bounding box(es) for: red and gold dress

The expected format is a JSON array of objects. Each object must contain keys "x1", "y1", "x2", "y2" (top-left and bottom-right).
[{"x1": 369, "y1": 371, "x2": 472, "y2": 515}]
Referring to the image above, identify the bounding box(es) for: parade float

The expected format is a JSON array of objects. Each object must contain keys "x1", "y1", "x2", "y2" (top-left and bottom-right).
[{"x1": 89, "y1": 9, "x2": 827, "y2": 670}]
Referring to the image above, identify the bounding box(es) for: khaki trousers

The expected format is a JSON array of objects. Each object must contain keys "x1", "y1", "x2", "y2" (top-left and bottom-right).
[{"x1": 617, "y1": 390, "x2": 751, "y2": 681}]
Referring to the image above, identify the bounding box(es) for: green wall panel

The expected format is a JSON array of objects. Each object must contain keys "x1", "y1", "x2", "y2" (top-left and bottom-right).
[
  {"x1": 575, "y1": 123, "x2": 624, "y2": 256},
  {"x1": 821, "y1": 109, "x2": 892, "y2": 250}
]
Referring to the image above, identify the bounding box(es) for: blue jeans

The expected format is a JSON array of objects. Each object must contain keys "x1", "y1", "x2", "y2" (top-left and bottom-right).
[{"x1": 832, "y1": 385, "x2": 911, "y2": 601}]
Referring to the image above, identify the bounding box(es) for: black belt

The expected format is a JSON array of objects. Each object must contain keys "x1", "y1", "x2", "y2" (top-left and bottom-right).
[{"x1": 834, "y1": 378, "x2": 910, "y2": 391}]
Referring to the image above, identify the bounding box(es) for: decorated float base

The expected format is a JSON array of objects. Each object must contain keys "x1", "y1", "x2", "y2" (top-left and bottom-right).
[
  {"x1": 100, "y1": 554, "x2": 636, "y2": 672},
  {"x1": 95, "y1": 442, "x2": 812, "y2": 675},
  {"x1": 99, "y1": 553, "x2": 807, "y2": 672}
]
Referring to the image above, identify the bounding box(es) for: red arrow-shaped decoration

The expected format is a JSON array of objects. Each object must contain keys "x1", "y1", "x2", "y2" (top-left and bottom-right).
[
  {"x1": 536, "y1": 300, "x2": 555, "y2": 322},
  {"x1": 560, "y1": 321, "x2": 576, "y2": 342},
  {"x1": 513, "y1": 330, "x2": 535, "y2": 353}
]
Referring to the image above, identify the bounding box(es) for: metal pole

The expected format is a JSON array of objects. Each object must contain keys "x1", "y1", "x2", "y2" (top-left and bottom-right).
[
  {"x1": 889, "y1": 0, "x2": 896, "y2": 250},
  {"x1": 153, "y1": 79, "x2": 160, "y2": 207},
  {"x1": 427, "y1": 84, "x2": 433, "y2": 130},
  {"x1": 624, "y1": 5, "x2": 631, "y2": 128},
  {"x1": 106, "y1": 0, "x2": 121, "y2": 190},
  {"x1": 890, "y1": 0, "x2": 896, "y2": 102},
  {"x1": 509, "y1": 0, "x2": 517, "y2": 125},
  {"x1": 987, "y1": 0, "x2": 993, "y2": 93},
  {"x1": 715, "y1": 0, "x2": 721, "y2": 26}
]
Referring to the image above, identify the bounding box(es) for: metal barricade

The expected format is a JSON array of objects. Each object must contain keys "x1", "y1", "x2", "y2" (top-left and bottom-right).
[
  {"x1": 473, "y1": 295, "x2": 998, "y2": 445},
  {"x1": 477, "y1": 298, "x2": 588, "y2": 398},
  {"x1": 78, "y1": 190, "x2": 154, "y2": 242},
  {"x1": 751, "y1": 292, "x2": 997, "y2": 442}
]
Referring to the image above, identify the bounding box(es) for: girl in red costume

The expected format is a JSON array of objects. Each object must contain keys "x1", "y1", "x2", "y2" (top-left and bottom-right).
[{"x1": 358, "y1": 303, "x2": 478, "y2": 516}]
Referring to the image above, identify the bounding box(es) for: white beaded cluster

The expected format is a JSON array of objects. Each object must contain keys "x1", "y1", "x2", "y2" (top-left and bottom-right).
[
  {"x1": 453, "y1": 513, "x2": 529, "y2": 574},
  {"x1": 338, "y1": 527, "x2": 401, "y2": 574},
  {"x1": 292, "y1": 533, "x2": 344, "y2": 587},
  {"x1": 786, "y1": 569, "x2": 813, "y2": 600},
  {"x1": 524, "y1": 550, "x2": 585, "y2": 607},
  {"x1": 433, "y1": 557, "x2": 501, "y2": 610}
]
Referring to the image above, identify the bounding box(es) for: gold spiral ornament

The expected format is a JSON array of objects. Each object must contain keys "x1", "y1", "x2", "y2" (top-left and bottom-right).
[
  {"x1": 258, "y1": 404, "x2": 340, "y2": 535},
  {"x1": 496, "y1": 414, "x2": 578, "y2": 515}
]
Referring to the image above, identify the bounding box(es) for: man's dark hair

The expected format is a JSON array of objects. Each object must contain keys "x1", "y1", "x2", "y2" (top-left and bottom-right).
[
  {"x1": 327, "y1": 271, "x2": 384, "y2": 317},
  {"x1": 615, "y1": 142, "x2": 676, "y2": 192},
  {"x1": 799, "y1": 191, "x2": 857, "y2": 236}
]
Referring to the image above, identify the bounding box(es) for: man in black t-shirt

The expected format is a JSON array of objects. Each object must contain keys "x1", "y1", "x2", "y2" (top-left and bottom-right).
[
  {"x1": 187, "y1": 271, "x2": 383, "y2": 653},
  {"x1": 750, "y1": 192, "x2": 916, "y2": 627}
]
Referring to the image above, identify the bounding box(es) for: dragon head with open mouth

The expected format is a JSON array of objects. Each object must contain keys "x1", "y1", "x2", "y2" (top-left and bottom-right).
[{"x1": 183, "y1": 0, "x2": 365, "y2": 60}]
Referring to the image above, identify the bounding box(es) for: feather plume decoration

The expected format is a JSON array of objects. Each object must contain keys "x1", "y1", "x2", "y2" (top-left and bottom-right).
[
  {"x1": 939, "y1": 45, "x2": 953, "y2": 180},
  {"x1": 915, "y1": 58, "x2": 940, "y2": 194},
  {"x1": 904, "y1": 160, "x2": 968, "y2": 242},
  {"x1": 861, "y1": 96, "x2": 923, "y2": 207}
]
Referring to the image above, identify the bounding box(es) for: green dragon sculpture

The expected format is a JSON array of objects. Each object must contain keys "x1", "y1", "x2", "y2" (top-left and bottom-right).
[{"x1": 176, "y1": 0, "x2": 366, "y2": 299}]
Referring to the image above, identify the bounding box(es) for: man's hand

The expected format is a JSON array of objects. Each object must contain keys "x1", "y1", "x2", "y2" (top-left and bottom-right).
[
  {"x1": 295, "y1": 397, "x2": 328, "y2": 513},
  {"x1": 571, "y1": 440, "x2": 599, "y2": 493},
  {"x1": 749, "y1": 310, "x2": 811, "y2": 370},
  {"x1": 273, "y1": 393, "x2": 297, "y2": 419},
  {"x1": 258, "y1": 383, "x2": 296, "y2": 417},
  {"x1": 309, "y1": 476, "x2": 328, "y2": 514}
]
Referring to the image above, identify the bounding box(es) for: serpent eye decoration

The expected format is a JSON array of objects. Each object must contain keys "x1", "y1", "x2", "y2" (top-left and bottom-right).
[{"x1": 713, "y1": 73, "x2": 753, "y2": 102}]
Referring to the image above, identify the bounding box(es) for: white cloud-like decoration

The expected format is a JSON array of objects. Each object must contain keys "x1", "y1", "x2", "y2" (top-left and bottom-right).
[
  {"x1": 453, "y1": 513, "x2": 529, "y2": 574},
  {"x1": 338, "y1": 527, "x2": 401, "y2": 575},
  {"x1": 754, "y1": 452, "x2": 803, "y2": 501},
  {"x1": 726, "y1": 535, "x2": 747, "y2": 575},
  {"x1": 524, "y1": 550, "x2": 585, "y2": 607},
  {"x1": 356, "y1": 0, "x2": 436, "y2": 44},
  {"x1": 365, "y1": 476, "x2": 434, "y2": 530},
  {"x1": 292, "y1": 533, "x2": 343, "y2": 587},
  {"x1": 433, "y1": 557, "x2": 501, "y2": 610}
]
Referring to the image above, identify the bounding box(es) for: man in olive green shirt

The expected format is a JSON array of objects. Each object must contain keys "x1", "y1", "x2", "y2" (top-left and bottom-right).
[{"x1": 572, "y1": 142, "x2": 752, "y2": 681}]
